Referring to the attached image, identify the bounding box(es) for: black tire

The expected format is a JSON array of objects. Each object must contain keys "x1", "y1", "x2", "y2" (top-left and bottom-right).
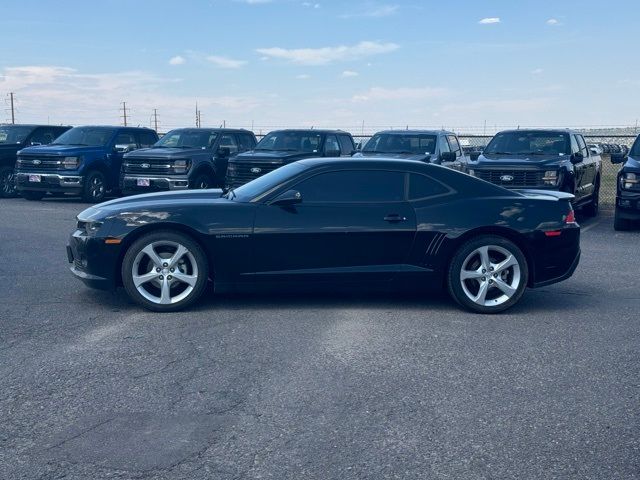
[
  {"x1": 0, "y1": 166, "x2": 18, "y2": 198},
  {"x1": 190, "y1": 172, "x2": 214, "y2": 190},
  {"x1": 82, "y1": 170, "x2": 107, "y2": 203},
  {"x1": 614, "y1": 209, "x2": 633, "y2": 231},
  {"x1": 447, "y1": 235, "x2": 529, "y2": 314},
  {"x1": 21, "y1": 190, "x2": 45, "y2": 201},
  {"x1": 121, "y1": 230, "x2": 209, "y2": 312},
  {"x1": 582, "y1": 180, "x2": 600, "y2": 217}
]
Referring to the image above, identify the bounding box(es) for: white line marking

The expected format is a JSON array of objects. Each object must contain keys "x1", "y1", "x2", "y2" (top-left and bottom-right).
[{"x1": 582, "y1": 218, "x2": 603, "y2": 233}]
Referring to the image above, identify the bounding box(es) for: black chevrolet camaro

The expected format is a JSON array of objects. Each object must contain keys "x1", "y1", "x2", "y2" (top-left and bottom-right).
[{"x1": 67, "y1": 158, "x2": 580, "y2": 314}]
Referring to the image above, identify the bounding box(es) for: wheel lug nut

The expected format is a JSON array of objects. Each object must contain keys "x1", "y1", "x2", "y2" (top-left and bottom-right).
[
  {"x1": 156, "y1": 268, "x2": 161, "y2": 272},
  {"x1": 481, "y1": 277, "x2": 486, "y2": 281},
  {"x1": 163, "y1": 263, "x2": 168, "y2": 267},
  {"x1": 489, "y1": 267, "x2": 494, "y2": 271},
  {"x1": 493, "y1": 273, "x2": 498, "y2": 278},
  {"x1": 170, "y1": 268, "x2": 174, "y2": 272},
  {"x1": 167, "y1": 275, "x2": 172, "y2": 281},
  {"x1": 489, "y1": 280, "x2": 494, "y2": 284},
  {"x1": 482, "y1": 269, "x2": 486, "y2": 274}
]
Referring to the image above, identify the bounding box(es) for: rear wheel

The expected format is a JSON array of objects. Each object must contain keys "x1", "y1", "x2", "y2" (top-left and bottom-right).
[
  {"x1": 582, "y1": 179, "x2": 600, "y2": 217},
  {"x1": 614, "y1": 209, "x2": 633, "y2": 231},
  {"x1": 0, "y1": 166, "x2": 18, "y2": 198},
  {"x1": 447, "y1": 235, "x2": 528, "y2": 314},
  {"x1": 121, "y1": 230, "x2": 209, "y2": 312},
  {"x1": 190, "y1": 172, "x2": 214, "y2": 190},
  {"x1": 21, "y1": 190, "x2": 45, "y2": 201},
  {"x1": 82, "y1": 170, "x2": 107, "y2": 203}
]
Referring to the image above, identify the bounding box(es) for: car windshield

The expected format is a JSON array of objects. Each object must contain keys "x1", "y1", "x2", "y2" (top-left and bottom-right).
[
  {"x1": 0, "y1": 125, "x2": 34, "y2": 144},
  {"x1": 155, "y1": 129, "x2": 218, "y2": 149},
  {"x1": 630, "y1": 137, "x2": 640, "y2": 157},
  {"x1": 229, "y1": 162, "x2": 308, "y2": 202},
  {"x1": 52, "y1": 127, "x2": 116, "y2": 147},
  {"x1": 363, "y1": 133, "x2": 437, "y2": 154},
  {"x1": 484, "y1": 131, "x2": 570, "y2": 156},
  {"x1": 255, "y1": 131, "x2": 322, "y2": 152}
]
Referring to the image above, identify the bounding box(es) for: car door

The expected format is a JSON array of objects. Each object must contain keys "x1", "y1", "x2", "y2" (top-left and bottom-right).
[
  {"x1": 251, "y1": 169, "x2": 417, "y2": 284},
  {"x1": 323, "y1": 135, "x2": 341, "y2": 157},
  {"x1": 576, "y1": 134, "x2": 596, "y2": 197},
  {"x1": 109, "y1": 130, "x2": 139, "y2": 187},
  {"x1": 338, "y1": 134, "x2": 355, "y2": 156},
  {"x1": 570, "y1": 134, "x2": 586, "y2": 201},
  {"x1": 28, "y1": 127, "x2": 61, "y2": 146},
  {"x1": 215, "y1": 133, "x2": 240, "y2": 181},
  {"x1": 446, "y1": 135, "x2": 464, "y2": 171}
]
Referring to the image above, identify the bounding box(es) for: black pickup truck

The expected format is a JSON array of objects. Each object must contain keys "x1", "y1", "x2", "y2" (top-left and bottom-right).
[
  {"x1": 0, "y1": 124, "x2": 71, "y2": 197},
  {"x1": 225, "y1": 129, "x2": 356, "y2": 188},
  {"x1": 121, "y1": 128, "x2": 256, "y2": 195},
  {"x1": 611, "y1": 135, "x2": 640, "y2": 230},
  {"x1": 353, "y1": 129, "x2": 468, "y2": 170},
  {"x1": 465, "y1": 129, "x2": 601, "y2": 216}
]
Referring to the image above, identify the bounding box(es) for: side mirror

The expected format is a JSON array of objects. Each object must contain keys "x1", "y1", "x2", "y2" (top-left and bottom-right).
[
  {"x1": 324, "y1": 149, "x2": 341, "y2": 158},
  {"x1": 470, "y1": 151, "x2": 481, "y2": 161},
  {"x1": 570, "y1": 152, "x2": 584, "y2": 164},
  {"x1": 611, "y1": 152, "x2": 627, "y2": 164},
  {"x1": 272, "y1": 189, "x2": 302, "y2": 206},
  {"x1": 589, "y1": 147, "x2": 598, "y2": 155},
  {"x1": 440, "y1": 151, "x2": 456, "y2": 163},
  {"x1": 217, "y1": 146, "x2": 231, "y2": 157},
  {"x1": 114, "y1": 144, "x2": 133, "y2": 153}
]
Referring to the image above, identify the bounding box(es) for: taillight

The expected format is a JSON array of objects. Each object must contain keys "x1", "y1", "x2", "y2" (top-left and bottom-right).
[{"x1": 565, "y1": 209, "x2": 576, "y2": 224}]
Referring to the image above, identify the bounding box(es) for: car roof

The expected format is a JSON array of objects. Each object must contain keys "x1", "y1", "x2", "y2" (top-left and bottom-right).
[
  {"x1": 166, "y1": 127, "x2": 252, "y2": 133},
  {"x1": 496, "y1": 128, "x2": 581, "y2": 135},
  {"x1": 267, "y1": 129, "x2": 351, "y2": 135},
  {"x1": 373, "y1": 129, "x2": 455, "y2": 135},
  {"x1": 0, "y1": 124, "x2": 71, "y2": 128},
  {"x1": 298, "y1": 156, "x2": 436, "y2": 171},
  {"x1": 70, "y1": 125, "x2": 155, "y2": 131}
]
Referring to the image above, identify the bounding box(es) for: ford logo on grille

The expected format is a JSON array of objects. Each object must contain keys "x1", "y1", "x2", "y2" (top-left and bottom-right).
[
  {"x1": 500, "y1": 175, "x2": 514, "y2": 182},
  {"x1": 33, "y1": 159, "x2": 42, "y2": 165},
  {"x1": 250, "y1": 167, "x2": 262, "y2": 174},
  {"x1": 140, "y1": 163, "x2": 150, "y2": 169}
]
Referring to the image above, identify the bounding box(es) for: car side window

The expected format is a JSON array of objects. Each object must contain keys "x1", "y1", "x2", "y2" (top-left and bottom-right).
[
  {"x1": 438, "y1": 135, "x2": 450, "y2": 154},
  {"x1": 138, "y1": 131, "x2": 158, "y2": 148},
  {"x1": 576, "y1": 135, "x2": 589, "y2": 158},
  {"x1": 408, "y1": 174, "x2": 449, "y2": 200},
  {"x1": 570, "y1": 135, "x2": 580, "y2": 155},
  {"x1": 324, "y1": 135, "x2": 340, "y2": 155},
  {"x1": 447, "y1": 135, "x2": 462, "y2": 158},
  {"x1": 338, "y1": 135, "x2": 354, "y2": 155},
  {"x1": 115, "y1": 132, "x2": 138, "y2": 149},
  {"x1": 294, "y1": 170, "x2": 405, "y2": 203},
  {"x1": 30, "y1": 128, "x2": 58, "y2": 145},
  {"x1": 238, "y1": 133, "x2": 256, "y2": 151},
  {"x1": 219, "y1": 134, "x2": 239, "y2": 154}
]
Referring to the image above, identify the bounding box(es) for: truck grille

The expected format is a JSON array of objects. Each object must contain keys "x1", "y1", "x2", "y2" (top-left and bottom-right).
[
  {"x1": 475, "y1": 170, "x2": 545, "y2": 188},
  {"x1": 16, "y1": 155, "x2": 64, "y2": 171},
  {"x1": 226, "y1": 161, "x2": 283, "y2": 188},
  {"x1": 123, "y1": 157, "x2": 173, "y2": 174}
]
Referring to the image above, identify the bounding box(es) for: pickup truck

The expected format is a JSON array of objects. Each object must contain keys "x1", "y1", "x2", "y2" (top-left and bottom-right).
[
  {"x1": 121, "y1": 128, "x2": 256, "y2": 195},
  {"x1": 15, "y1": 126, "x2": 158, "y2": 202},
  {"x1": 225, "y1": 129, "x2": 356, "y2": 188},
  {"x1": 465, "y1": 129, "x2": 601, "y2": 216},
  {"x1": 611, "y1": 135, "x2": 640, "y2": 230},
  {"x1": 0, "y1": 124, "x2": 71, "y2": 198},
  {"x1": 353, "y1": 129, "x2": 468, "y2": 170}
]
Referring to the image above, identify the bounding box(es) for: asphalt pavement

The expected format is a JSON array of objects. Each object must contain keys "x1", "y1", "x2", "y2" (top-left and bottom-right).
[{"x1": 0, "y1": 197, "x2": 638, "y2": 479}]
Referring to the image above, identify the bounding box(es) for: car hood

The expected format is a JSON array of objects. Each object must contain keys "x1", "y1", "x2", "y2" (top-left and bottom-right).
[
  {"x1": 472, "y1": 153, "x2": 568, "y2": 168},
  {"x1": 354, "y1": 152, "x2": 430, "y2": 161},
  {"x1": 125, "y1": 147, "x2": 209, "y2": 158},
  {"x1": 622, "y1": 155, "x2": 640, "y2": 170},
  {"x1": 17, "y1": 144, "x2": 104, "y2": 156},
  {"x1": 78, "y1": 189, "x2": 227, "y2": 221},
  {"x1": 234, "y1": 150, "x2": 315, "y2": 162}
]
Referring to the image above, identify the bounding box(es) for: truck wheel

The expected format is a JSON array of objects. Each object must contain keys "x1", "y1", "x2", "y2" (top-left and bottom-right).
[
  {"x1": 121, "y1": 230, "x2": 209, "y2": 312},
  {"x1": 614, "y1": 209, "x2": 633, "y2": 231},
  {"x1": 0, "y1": 166, "x2": 18, "y2": 198},
  {"x1": 190, "y1": 173, "x2": 214, "y2": 190},
  {"x1": 582, "y1": 181, "x2": 600, "y2": 217},
  {"x1": 82, "y1": 170, "x2": 107, "y2": 203},
  {"x1": 21, "y1": 190, "x2": 46, "y2": 201},
  {"x1": 447, "y1": 235, "x2": 528, "y2": 314}
]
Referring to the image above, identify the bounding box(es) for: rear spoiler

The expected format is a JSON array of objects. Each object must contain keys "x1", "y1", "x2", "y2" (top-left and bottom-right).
[{"x1": 516, "y1": 189, "x2": 575, "y2": 202}]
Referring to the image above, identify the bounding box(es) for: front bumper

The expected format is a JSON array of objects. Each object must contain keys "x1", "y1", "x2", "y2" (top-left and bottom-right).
[
  {"x1": 121, "y1": 175, "x2": 189, "y2": 193},
  {"x1": 615, "y1": 190, "x2": 640, "y2": 219},
  {"x1": 16, "y1": 172, "x2": 83, "y2": 192},
  {"x1": 67, "y1": 230, "x2": 121, "y2": 290}
]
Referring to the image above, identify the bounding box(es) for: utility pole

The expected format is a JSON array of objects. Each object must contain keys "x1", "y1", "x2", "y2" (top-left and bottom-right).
[
  {"x1": 120, "y1": 101, "x2": 128, "y2": 126},
  {"x1": 152, "y1": 109, "x2": 159, "y2": 132},
  {"x1": 8, "y1": 92, "x2": 15, "y2": 124}
]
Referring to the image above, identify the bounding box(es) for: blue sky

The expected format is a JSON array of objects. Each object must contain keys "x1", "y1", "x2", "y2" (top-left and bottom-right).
[{"x1": 0, "y1": 0, "x2": 638, "y2": 132}]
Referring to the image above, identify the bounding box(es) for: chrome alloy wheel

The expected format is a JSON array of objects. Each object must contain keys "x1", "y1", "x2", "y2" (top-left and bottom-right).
[
  {"x1": 459, "y1": 245, "x2": 521, "y2": 307},
  {"x1": 131, "y1": 241, "x2": 199, "y2": 305}
]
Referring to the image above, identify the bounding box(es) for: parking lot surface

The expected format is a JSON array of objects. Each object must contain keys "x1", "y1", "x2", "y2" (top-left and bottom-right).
[{"x1": 1, "y1": 197, "x2": 639, "y2": 479}]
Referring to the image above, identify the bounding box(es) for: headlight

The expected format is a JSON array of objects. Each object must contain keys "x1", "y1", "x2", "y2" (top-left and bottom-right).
[
  {"x1": 621, "y1": 172, "x2": 640, "y2": 190},
  {"x1": 78, "y1": 220, "x2": 103, "y2": 235},
  {"x1": 63, "y1": 156, "x2": 81, "y2": 170},
  {"x1": 543, "y1": 170, "x2": 560, "y2": 186},
  {"x1": 173, "y1": 159, "x2": 190, "y2": 174},
  {"x1": 468, "y1": 169, "x2": 475, "y2": 176}
]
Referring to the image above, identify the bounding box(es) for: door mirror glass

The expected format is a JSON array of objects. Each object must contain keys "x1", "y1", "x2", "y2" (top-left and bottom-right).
[
  {"x1": 611, "y1": 152, "x2": 627, "y2": 164},
  {"x1": 217, "y1": 146, "x2": 231, "y2": 157},
  {"x1": 114, "y1": 144, "x2": 132, "y2": 153},
  {"x1": 440, "y1": 151, "x2": 457, "y2": 163},
  {"x1": 570, "y1": 152, "x2": 584, "y2": 164},
  {"x1": 470, "y1": 151, "x2": 481, "y2": 161},
  {"x1": 272, "y1": 189, "x2": 302, "y2": 206}
]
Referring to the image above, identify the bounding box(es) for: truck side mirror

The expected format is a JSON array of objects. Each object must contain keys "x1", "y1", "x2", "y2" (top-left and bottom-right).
[
  {"x1": 271, "y1": 190, "x2": 302, "y2": 206},
  {"x1": 114, "y1": 144, "x2": 133, "y2": 153},
  {"x1": 570, "y1": 152, "x2": 584, "y2": 164},
  {"x1": 440, "y1": 151, "x2": 456, "y2": 163},
  {"x1": 217, "y1": 146, "x2": 231, "y2": 157}
]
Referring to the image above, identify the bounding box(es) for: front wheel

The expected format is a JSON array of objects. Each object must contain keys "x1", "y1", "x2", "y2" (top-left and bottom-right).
[
  {"x1": 0, "y1": 166, "x2": 18, "y2": 198},
  {"x1": 447, "y1": 235, "x2": 529, "y2": 314},
  {"x1": 121, "y1": 231, "x2": 209, "y2": 312},
  {"x1": 82, "y1": 170, "x2": 107, "y2": 203},
  {"x1": 190, "y1": 173, "x2": 214, "y2": 190}
]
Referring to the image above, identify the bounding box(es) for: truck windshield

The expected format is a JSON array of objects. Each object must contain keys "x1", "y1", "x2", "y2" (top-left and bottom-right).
[
  {"x1": 484, "y1": 131, "x2": 570, "y2": 156},
  {"x1": 52, "y1": 127, "x2": 116, "y2": 147},
  {"x1": 255, "y1": 131, "x2": 322, "y2": 152},
  {"x1": 156, "y1": 129, "x2": 218, "y2": 149},
  {"x1": 630, "y1": 137, "x2": 640, "y2": 157},
  {"x1": 363, "y1": 134, "x2": 437, "y2": 154},
  {"x1": 229, "y1": 162, "x2": 307, "y2": 202},
  {"x1": 0, "y1": 126, "x2": 34, "y2": 144}
]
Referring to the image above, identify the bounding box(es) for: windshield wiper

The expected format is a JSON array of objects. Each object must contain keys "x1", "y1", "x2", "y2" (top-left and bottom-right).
[
  {"x1": 253, "y1": 147, "x2": 274, "y2": 151},
  {"x1": 55, "y1": 143, "x2": 89, "y2": 146}
]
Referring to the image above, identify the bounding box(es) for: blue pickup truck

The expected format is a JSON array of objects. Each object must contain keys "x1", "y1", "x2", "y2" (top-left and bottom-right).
[{"x1": 15, "y1": 126, "x2": 158, "y2": 202}]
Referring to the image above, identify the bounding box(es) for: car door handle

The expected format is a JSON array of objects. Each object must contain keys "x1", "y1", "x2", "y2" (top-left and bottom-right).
[{"x1": 384, "y1": 214, "x2": 407, "y2": 223}]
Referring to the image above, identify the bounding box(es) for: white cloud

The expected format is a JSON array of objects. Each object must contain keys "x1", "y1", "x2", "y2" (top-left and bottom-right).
[
  {"x1": 256, "y1": 41, "x2": 399, "y2": 66},
  {"x1": 341, "y1": 4, "x2": 398, "y2": 18},
  {"x1": 296, "y1": 74, "x2": 311, "y2": 79},
  {"x1": 352, "y1": 86, "x2": 450, "y2": 102},
  {"x1": 302, "y1": 2, "x2": 320, "y2": 8},
  {"x1": 206, "y1": 55, "x2": 247, "y2": 69},
  {"x1": 342, "y1": 70, "x2": 359, "y2": 77},
  {"x1": 168, "y1": 55, "x2": 186, "y2": 66},
  {"x1": 238, "y1": 0, "x2": 272, "y2": 4},
  {"x1": 479, "y1": 17, "x2": 501, "y2": 24},
  {"x1": 546, "y1": 18, "x2": 562, "y2": 26},
  {"x1": 531, "y1": 68, "x2": 544, "y2": 75}
]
